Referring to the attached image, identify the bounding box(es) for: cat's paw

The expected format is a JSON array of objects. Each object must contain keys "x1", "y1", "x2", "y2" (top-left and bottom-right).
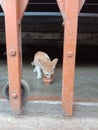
[{"x1": 37, "y1": 76, "x2": 42, "y2": 79}]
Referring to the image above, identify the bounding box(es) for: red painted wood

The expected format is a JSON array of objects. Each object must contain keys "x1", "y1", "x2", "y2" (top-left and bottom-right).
[
  {"x1": 4, "y1": 0, "x2": 22, "y2": 113},
  {"x1": 62, "y1": 0, "x2": 79, "y2": 115}
]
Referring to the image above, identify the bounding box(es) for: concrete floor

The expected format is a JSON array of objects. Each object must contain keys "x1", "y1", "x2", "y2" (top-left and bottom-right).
[
  {"x1": 0, "y1": 59, "x2": 98, "y2": 100},
  {"x1": 0, "y1": 99, "x2": 98, "y2": 129},
  {"x1": 0, "y1": 46, "x2": 98, "y2": 129}
]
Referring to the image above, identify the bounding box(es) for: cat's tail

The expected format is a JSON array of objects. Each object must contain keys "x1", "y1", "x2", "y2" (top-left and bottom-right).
[{"x1": 31, "y1": 61, "x2": 34, "y2": 66}]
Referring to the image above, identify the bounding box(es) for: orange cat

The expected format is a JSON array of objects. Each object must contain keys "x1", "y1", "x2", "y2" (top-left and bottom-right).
[{"x1": 31, "y1": 51, "x2": 58, "y2": 79}]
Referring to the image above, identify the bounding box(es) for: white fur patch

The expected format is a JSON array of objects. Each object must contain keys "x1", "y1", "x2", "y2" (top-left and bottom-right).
[{"x1": 36, "y1": 66, "x2": 42, "y2": 79}]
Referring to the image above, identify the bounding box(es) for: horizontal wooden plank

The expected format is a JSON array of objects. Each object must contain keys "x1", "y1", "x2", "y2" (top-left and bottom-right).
[
  {"x1": 0, "y1": 13, "x2": 98, "y2": 46},
  {"x1": 26, "y1": 3, "x2": 59, "y2": 12},
  {"x1": 81, "y1": 4, "x2": 98, "y2": 13},
  {"x1": 0, "y1": 13, "x2": 98, "y2": 32},
  {"x1": 0, "y1": 32, "x2": 98, "y2": 46},
  {"x1": 85, "y1": 0, "x2": 98, "y2": 3},
  {"x1": 0, "y1": 1, "x2": 98, "y2": 13}
]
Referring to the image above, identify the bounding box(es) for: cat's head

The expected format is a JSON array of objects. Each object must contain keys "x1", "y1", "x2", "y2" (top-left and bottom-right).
[{"x1": 40, "y1": 58, "x2": 58, "y2": 78}]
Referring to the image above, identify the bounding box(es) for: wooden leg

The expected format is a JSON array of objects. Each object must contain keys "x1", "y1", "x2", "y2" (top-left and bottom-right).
[
  {"x1": 56, "y1": 0, "x2": 64, "y2": 20},
  {"x1": 62, "y1": 0, "x2": 79, "y2": 115},
  {"x1": 4, "y1": 0, "x2": 22, "y2": 113},
  {"x1": 79, "y1": 0, "x2": 86, "y2": 12},
  {"x1": 1, "y1": 0, "x2": 29, "y2": 114}
]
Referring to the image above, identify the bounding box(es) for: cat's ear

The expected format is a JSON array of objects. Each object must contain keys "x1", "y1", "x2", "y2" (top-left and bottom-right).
[{"x1": 52, "y1": 58, "x2": 58, "y2": 68}]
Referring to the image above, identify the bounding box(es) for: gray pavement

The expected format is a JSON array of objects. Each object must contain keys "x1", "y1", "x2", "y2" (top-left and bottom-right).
[
  {"x1": 0, "y1": 58, "x2": 98, "y2": 129},
  {"x1": 0, "y1": 99, "x2": 98, "y2": 130}
]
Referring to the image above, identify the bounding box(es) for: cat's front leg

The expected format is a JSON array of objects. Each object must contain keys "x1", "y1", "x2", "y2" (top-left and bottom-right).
[
  {"x1": 33, "y1": 66, "x2": 37, "y2": 72},
  {"x1": 36, "y1": 66, "x2": 42, "y2": 79}
]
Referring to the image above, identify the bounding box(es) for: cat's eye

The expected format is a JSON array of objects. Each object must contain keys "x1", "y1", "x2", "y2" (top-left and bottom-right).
[{"x1": 45, "y1": 74, "x2": 49, "y2": 76}]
